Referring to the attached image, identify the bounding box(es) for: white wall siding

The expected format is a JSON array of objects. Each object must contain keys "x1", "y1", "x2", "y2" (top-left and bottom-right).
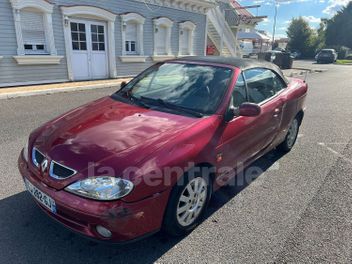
[
  {"x1": 113, "y1": 2, "x2": 207, "y2": 77},
  {"x1": 0, "y1": 0, "x2": 207, "y2": 87},
  {"x1": 0, "y1": 1, "x2": 69, "y2": 87}
]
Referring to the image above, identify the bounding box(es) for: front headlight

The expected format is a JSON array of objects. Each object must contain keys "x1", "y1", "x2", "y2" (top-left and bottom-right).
[
  {"x1": 65, "y1": 177, "x2": 134, "y2": 201},
  {"x1": 23, "y1": 139, "x2": 29, "y2": 162}
]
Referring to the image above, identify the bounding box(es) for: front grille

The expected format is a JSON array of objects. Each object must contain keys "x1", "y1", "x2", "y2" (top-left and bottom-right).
[
  {"x1": 31, "y1": 147, "x2": 76, "y2": 180},
  {"x1": 32, "y1": 147, "x2": 45, "y2": 167},
  {"x1": 49, "y1": 160, "x2": 77, "y2": 180}
]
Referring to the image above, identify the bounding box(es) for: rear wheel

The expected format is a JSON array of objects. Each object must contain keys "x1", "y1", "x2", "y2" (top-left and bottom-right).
[
  {"x1": 278, "y1": 117, "x2": 300, "y2": 152},
  {"x1": 162, "y1": 169, "x2": 212, "y2": 236}
]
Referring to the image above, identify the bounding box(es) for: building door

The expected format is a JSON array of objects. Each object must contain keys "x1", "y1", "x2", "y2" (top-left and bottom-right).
[{"x1": 70, "y1": 20, "x2": 108, "y2": 80}]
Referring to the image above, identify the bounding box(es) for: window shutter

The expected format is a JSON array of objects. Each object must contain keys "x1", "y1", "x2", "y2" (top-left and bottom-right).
[
  {"x1": 20, "y1": 10, "x2": 46, "y2": 51},
  {"x1": 180, "y1": 29, "x2": 190, "y2": 55},
  {"x1": 156, "y1": 27, "x2": 167, "y2": 55},
  {"x1": 126, "y1": 23, "x2": 137, "y2": 42}
]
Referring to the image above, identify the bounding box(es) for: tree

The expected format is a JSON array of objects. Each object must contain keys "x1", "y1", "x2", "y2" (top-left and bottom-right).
[
  {"x1": 314, "y1": 21, "x2": 327, "y2": 51},
  {"x1": 286, "y1": 17, "x2": 316, "y2": 58},
  {"x1": 326, "y1": 2, "x2": 352, "y2": 49}
]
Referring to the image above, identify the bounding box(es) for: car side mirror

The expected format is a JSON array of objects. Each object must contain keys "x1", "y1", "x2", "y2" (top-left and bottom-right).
[
  {"x1": 224, "y1": 103, "x2": 261, "y2": 122},
  {"x1": 239, "y1": 103, "x2": 261, "y2": 117},
  {"x1": 120, "y1": 81, "x2": 127, "y2": 89}
]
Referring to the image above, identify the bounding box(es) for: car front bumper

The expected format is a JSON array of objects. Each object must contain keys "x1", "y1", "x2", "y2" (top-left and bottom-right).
[{"x1": 18, "y1": 152, "x2": 170, "y2": 243}]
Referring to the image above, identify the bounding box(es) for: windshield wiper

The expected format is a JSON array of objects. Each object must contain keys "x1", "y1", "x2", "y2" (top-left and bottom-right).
[
  {"x1": 129, "y1": 94, "x2": 151, "y2": 109},
  {"x1": 139, "y1": 96, "x2": 204, "y2": 117},
  {"x1": 116, "y1": 90, "x2": 151, "y2": 109}
]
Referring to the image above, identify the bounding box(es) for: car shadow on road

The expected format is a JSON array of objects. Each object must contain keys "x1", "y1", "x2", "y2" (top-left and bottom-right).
[
  {"x1": 0, "y1": 150, "x2": 285, "y2": 264},
  {"x1": 207, "y1": 149, "x2": 285, "y2": 215}
]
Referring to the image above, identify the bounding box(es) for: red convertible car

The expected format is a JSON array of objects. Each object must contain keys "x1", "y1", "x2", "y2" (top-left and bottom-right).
[{"x1": 18, "y1": 57, "x2": 307, "y2": 243}]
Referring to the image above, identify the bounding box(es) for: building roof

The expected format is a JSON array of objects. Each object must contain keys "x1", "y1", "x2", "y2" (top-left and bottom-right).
[
  {"x1": 230, "y1": 0, "x2": 253, "y2": 18},
  {"x1": 237, "y1": 31, "x2": 271, "y2": 41}
]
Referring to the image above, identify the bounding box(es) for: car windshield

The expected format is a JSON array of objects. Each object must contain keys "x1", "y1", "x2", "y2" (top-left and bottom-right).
[{"x1": 115, "y1": 62, "x2": 233, "y2": 116}]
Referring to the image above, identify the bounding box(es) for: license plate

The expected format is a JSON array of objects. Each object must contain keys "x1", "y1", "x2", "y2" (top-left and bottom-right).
[{"x1": 24, "y1": 178, "x2": 56, "y2": 214}]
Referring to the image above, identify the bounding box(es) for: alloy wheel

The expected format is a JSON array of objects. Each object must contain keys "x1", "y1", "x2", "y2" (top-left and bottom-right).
[
  {"x1": 176, "y1": 177, "x2": 208, "y2": 227},
  {"x1": 287, "y1": 119, "x2": 299, "y2": 148}
]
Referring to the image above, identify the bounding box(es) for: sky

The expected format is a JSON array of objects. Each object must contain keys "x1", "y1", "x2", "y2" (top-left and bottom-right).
[{"x1": 237, "y1": 0, "x2": 351, "y2": 38}]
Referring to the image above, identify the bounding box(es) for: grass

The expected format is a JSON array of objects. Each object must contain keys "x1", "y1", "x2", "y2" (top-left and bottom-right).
[{"x1": 336, "y1": 60, "x2": 352, "y2": 65}]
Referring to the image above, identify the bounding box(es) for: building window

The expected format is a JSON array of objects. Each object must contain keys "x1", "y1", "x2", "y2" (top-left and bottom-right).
[
  {"x1": 10, "y1": 0, "x2": 57, "y2": 57},
  {"x1": 21, "y1": 10, "x2": 47, "y2": 54},
  {"x1": 125, "y1": 22, "x2": 137, "y2": 55},
  {"x1": 180, "y1": 29, "x2": 190, "y2": 55},
  {"x1": 126, "y1": 41, "x2": 136, "y2": 53},
  {"x1": 121, "y1": 13, "x2": 145, "y2": 56},
  {"x1": 153, "y1": 17, "x2": 173, "y2": 57},
  {"x1": 155, "y1": 26, "x2": 168, "y2": 55},
  {"x1": 91, "y1": 24, "x2": 105, "y2": 51},
  {"x1": 70, "y1": 22, "x2": 87, "y2": 51},
  {"x1": 179, "y1": 21, "x2": 196, "y2": 56}
]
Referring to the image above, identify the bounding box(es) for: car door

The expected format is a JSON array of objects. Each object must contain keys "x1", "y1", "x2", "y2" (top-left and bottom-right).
[
  {"x1": 244, "y1": 68, "x2": 285, "y2": 158},
  {"x1": 217, "y1": 68, "x2": 285, "y2": 172},
  {"x1": 217, "y1": 73, "x2": 253, "y2": 172}
]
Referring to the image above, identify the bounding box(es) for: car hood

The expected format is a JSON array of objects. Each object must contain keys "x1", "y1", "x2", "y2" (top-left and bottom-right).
[{"x1": 32, "y1": 97, "x2": 203, "y2": 190}]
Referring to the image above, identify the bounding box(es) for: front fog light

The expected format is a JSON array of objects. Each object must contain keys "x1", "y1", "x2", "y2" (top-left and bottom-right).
[{"x1": 96, "y1": 225, "x2": 112, "y2": 238}]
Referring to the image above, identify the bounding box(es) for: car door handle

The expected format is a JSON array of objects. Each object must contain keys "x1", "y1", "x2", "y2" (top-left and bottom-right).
[{"x1": 273, "y1": 108, "x2": 281, "y2": 117}]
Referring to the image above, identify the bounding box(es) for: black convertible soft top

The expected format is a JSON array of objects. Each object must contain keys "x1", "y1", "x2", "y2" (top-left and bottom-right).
[{"x1": 172, "y1": 56, "x2": 288, "y2": 84}]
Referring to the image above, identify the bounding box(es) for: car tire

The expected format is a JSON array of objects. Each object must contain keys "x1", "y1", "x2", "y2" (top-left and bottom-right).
[
  {"x1": 162, "y1": 167, "x2": 212, "y2": 236},
  {"x1": 278, "y1": 116, "x2": 300, "y2": 153}
]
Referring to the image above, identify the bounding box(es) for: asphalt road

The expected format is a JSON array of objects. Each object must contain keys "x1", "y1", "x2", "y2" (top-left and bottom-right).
[{"x1": 0, "y1": 61, "x2": 351, "y2": 263}]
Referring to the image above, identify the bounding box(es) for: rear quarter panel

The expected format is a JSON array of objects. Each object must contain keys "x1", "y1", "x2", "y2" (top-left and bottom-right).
[{"x1": 275, "y1": 78, "x2": 308, "y2": 144}]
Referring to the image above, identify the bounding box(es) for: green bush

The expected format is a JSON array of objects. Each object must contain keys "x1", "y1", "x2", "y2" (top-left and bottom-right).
[
  {"x1": 346, "y1": 54, "x2": 352, "y2": 60},
  {"x1": 338, "y1": 46, "x2": 350, "y2": 59},
  {"x1": 328, "y1": 45, "x2": 350, "y2": 59}
]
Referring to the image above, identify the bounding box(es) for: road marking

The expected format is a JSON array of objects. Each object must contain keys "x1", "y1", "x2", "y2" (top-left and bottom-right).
[
  {"x1": 268, "y1": 161, "x2": 280, "y2": 171},
  {"x1": 318, "y1": 142, "x2": 352, "y2": 165},
  {"x1": 318, "y1": 142, "x2": 348, "y2": 145}
]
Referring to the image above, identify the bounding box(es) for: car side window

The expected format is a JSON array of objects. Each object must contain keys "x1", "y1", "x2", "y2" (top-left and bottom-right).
[
  {"x1": 231, "y1": 73, "x2": 247, "y2": 108},
  {"x1": 271, "y1": 71, "x2": 287, "y2": 93},
  {"x1": 244, "y1": 68, "x2": 284, "y2": 104}
]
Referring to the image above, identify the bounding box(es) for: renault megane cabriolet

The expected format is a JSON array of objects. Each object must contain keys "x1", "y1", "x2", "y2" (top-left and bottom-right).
[{"x1": 18, "y1": 57, "x2": 308, "y2": 243}]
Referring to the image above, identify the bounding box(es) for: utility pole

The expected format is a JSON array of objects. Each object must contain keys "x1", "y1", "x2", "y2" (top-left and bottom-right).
[
  {"x1": 220, "y1": 8, "x2": 225, "y2": 56},
  {"x1": 272, "y1": 0, "x2": 278, "y2": 49}
]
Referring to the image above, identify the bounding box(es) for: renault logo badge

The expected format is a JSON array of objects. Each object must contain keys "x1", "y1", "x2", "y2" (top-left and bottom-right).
[{"x1": 41, "y1": 159, "x2": 48, "y2": 173}]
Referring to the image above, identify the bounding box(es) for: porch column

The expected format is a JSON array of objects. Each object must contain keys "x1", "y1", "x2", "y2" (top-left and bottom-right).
[
  {"x1": 108, "y1": 21, "x2": 117, "y2": 78},
  {"x1": 13, "y1": 9, "x2": 25, "y2": 56}
]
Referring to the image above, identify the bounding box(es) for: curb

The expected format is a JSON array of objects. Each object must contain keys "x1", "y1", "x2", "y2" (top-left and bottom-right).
[
  {"x1": 292, "y1": 67, "x2": 328, "y2": 73},
  {"x1": 0, "y1": 81, "x2": 129, "y2": 100},
  {"x1": 283, "y1": 67, "x2": 327, "y2": 78}
]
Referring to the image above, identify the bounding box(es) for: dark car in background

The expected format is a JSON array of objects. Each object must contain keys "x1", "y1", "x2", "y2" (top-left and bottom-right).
[
  {"x1": 315, "y1": 49, "x2": 338, "y2": 64},
  {"x1": 290, "y1": 50, "x2": 301, "y2": 60},
  {"x1": 259, "y1": 50, "x2": 293, "y2": 69}
]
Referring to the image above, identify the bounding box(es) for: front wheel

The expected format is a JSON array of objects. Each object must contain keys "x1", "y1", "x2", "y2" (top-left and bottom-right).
[
  {"x1": 278, "y1": 117, "x2": 300, "y2": 152},
  {"x1": 162, "y1": 169, "x2": 212, "y2": 236}
]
